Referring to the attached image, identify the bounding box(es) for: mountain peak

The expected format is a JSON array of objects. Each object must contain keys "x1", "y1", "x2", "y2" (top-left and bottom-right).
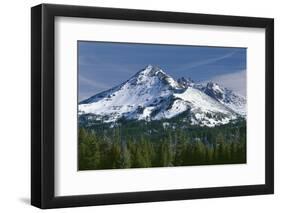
[
  {"x1": 204, "y1": 81, "x2": 224, "y2": 99},
  {"x1": 206, "y1": 81, "x2": 220, "y2": 88},
  {"x1": 132, "y1": 65, "x2": 181, "y2": 89},
  {"x1": 140, "y1": 64, "x2": 165, "y2": 77},
  {"x1": 177, "y1": 77, "x2": 194, "y2": 88},
  {"x1": 145, "y1": 64, "x2": 155, "y2": 69},
  {"x1": 205, "y1": 81, "x2": 224, "y2": 94}
]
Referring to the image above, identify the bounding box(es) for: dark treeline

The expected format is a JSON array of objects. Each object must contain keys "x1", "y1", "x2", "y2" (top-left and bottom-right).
[{"x1": 78, "y1": 119, "x2": 246, "y2": 170}]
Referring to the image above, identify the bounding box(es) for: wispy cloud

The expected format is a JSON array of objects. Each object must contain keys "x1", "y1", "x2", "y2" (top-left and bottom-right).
[
  {"x1": 79, "y1": 55, "x2": 140, "y2": 75},
  {"x1": 79, "y1": 75, "x2": 111, "y2": 101},
  {"x1": 204, "y1": 70, "x2": 246, "y2": 96},
  {"x1": 79, "y1": 75, "x2": 109, "y2": 90},
  {"x1": 79, "y1": 91, "x2": 97, "y2": 101},
  {"x1": 79, "y1": 55, "x2": 100, "y2": 66},
  {"x1": 175, "y1": 51, "x2": 237, "y2": 72}
]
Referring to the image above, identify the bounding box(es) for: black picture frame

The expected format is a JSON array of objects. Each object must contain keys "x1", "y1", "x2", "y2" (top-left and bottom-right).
[{"x1": 31, "y1": 3, "x2": 274, "y2": 209}]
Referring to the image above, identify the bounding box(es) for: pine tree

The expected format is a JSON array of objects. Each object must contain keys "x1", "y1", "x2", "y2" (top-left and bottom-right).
[
  {"x1": 159, "y1": 139, "x2": 173, "y2": 167},
  {"x1": 109, "y1": 142, "x2": 122, "y2": 169},
  {"x1": 121, "y1": 142, "x2": 131, "y2": 168},
  {"x1": 78, "y1": 128, "x2": 101, "y2": 170},
  {"x1": 192, "y1": 141, "x2": 206, "y2": 164},
  {"x1": 174, "y1": 136, "x2": 187, "y2": 166}
]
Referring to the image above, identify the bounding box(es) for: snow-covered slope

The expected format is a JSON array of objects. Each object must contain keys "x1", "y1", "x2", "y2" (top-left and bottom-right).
[
  {"x1": 79, "y1": 65, "x2": 181, "y2": 122},
  {"x1": 173, "y1": 87, "x2": 238, "y2": 126},
  {"x1": 176, "y1": 78, "x2": 246, "y2": 116},
  {"x1": 202, "y1": 82, "x2": 246, "y2": 116},
  {"x1": 79, "y1": 65, "x2": 246, "y2": 127}
]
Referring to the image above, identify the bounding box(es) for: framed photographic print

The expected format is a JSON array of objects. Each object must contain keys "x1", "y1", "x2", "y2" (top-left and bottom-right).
[{"x1": 31, "y1": 4, "x2": 274, "y2": 209}]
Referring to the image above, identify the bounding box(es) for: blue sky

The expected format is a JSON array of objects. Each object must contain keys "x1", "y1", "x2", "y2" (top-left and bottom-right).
[{"x1": 78, "y1": 41, "x2": 246, "y2": 100}]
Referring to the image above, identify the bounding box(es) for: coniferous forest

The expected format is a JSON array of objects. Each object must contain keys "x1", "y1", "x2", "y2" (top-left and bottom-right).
[{"x1": 78, "y1": 117, "x2": 246, "y2": 170}]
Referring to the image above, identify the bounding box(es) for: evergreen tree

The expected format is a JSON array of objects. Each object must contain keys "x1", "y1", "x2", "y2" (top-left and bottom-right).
[{"x1": 78, "y1": 119, "x2": 246, "y2": 170}]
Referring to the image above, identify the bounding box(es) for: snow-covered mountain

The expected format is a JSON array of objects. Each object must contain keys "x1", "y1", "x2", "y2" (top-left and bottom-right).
[
  {"x1": 79, "y1": 65, "x2": 246, "y2": 127},
  {"x1": 202, "y1": 82, "x2": 246, "y2": 116},
  {"x1": 176, "y1": 78, "x2": 246, "y2": 116}
]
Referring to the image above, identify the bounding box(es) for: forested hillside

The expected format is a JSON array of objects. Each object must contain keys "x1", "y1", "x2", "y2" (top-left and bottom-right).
[{"x1": 78, "y1": 119, "x2": 246, "y2": 170}]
